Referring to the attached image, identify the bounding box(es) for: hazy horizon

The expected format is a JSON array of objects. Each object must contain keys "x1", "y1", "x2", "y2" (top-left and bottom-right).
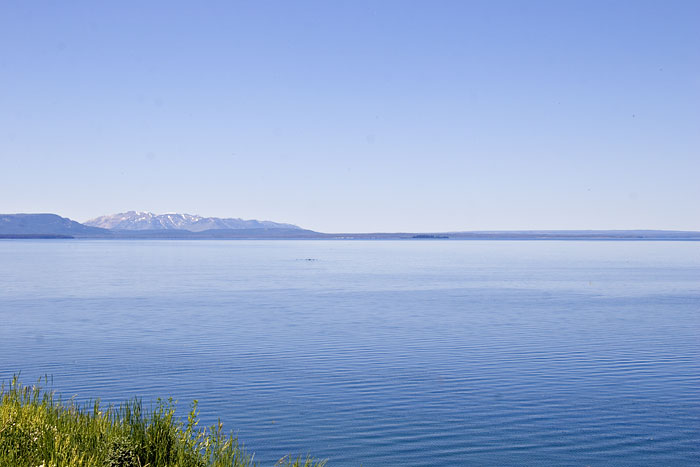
[
  {"x1": 4, "y1": 210, "x2": 700, "y2": 235},
  {"x1": 2, "y1": 1, "x2": 698, "y2": 232}
]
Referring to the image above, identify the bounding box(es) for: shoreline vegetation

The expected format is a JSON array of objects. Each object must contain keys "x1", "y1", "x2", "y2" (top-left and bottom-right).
[{"x1": 0, "y1": 377, "x2": 326, "y2": 467}]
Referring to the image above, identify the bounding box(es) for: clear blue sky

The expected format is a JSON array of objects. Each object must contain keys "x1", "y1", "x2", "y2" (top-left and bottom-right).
[{"x1": 1, "y1": 0, "x2": 698, "y2": 232}]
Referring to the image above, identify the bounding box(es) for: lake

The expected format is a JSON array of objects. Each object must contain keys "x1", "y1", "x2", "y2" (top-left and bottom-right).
[{"x1": 1, "y1": 240, "x2": 698, "y2": 465}]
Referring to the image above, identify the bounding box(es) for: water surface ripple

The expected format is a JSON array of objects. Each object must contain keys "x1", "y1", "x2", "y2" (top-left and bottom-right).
[{"x1": 1, "y1": 240, "x2": 698, "y2": 465}]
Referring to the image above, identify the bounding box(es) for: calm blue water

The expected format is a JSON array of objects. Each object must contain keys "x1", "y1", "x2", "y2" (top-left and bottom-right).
[{"x1": 1, "y1": 240, "x2": 699, "y2": 465}]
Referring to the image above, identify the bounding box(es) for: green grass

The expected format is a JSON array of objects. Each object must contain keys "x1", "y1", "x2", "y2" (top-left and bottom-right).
[{"x1": 0, "y1": 376, "x2": 326, "y2": 467}]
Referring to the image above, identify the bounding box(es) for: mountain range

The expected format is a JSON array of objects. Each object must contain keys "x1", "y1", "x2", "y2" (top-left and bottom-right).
[
  {"x1": 2, "y1": 212, "x2": 700, "y2": 240},
  {"x1": 84, "y1": 211, "x2": 300, "y2": 232},
  {"x1": 0, "y1": 212, "x2": 314, "y2": 238}
]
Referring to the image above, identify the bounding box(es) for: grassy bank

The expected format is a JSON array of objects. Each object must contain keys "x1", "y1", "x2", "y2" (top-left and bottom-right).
[{"x1": 0, "y1": 377, "x2": 325, "y2": 467}]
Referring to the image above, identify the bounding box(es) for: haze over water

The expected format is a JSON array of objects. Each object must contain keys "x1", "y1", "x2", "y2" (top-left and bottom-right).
[{"x1": 1, "y1": 239, "x2": 699, "y2": 465}]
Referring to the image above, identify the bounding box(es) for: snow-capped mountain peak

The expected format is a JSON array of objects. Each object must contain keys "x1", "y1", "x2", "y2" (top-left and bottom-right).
[{"x1": 84, "y1": 211, "x2": 301, "y2": 232}]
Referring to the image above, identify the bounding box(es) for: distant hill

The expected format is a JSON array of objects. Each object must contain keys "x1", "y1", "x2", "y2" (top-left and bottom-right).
[
  {"x1": 84, "y1": 211, "x2": 301, "y2": 232},
  {"x1": 2, "y1": 212, "x2": 699, "y2": 241},
  {"x1": 0, "y1": 214, "x2": 110, "y2": 237}
]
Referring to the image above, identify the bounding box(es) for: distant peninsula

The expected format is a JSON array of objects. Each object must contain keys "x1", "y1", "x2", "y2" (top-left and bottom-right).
[{"x1": 2, "y1": 212, "x2": 700, "y2": 241}]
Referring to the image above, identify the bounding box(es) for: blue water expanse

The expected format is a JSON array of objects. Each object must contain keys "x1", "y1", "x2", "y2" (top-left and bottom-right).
[{"x1": 1, "y1": 240, "x2": 698, "y2": 465}]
